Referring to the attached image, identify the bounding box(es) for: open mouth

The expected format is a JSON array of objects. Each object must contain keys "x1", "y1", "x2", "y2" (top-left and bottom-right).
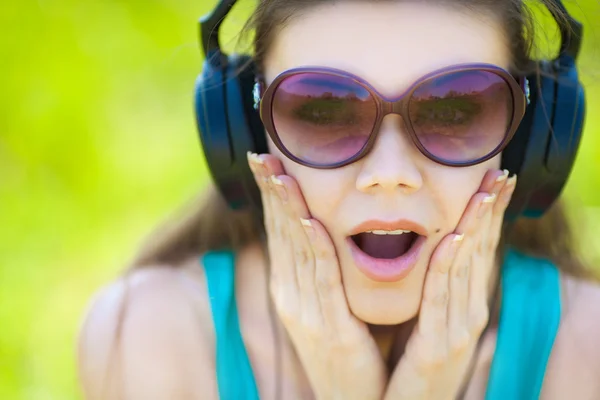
[{"x1": 350, "y1": 229, "x2": 420, "y2": 259}]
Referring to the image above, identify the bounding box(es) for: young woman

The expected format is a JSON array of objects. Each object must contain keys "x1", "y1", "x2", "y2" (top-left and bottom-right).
[{"x1": 78, "y1": 0, "x2": 600, "y2": 399}]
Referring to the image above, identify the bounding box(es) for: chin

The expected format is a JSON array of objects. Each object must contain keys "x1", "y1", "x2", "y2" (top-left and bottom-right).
[{"x1": 344, "y1": 284, "x2": 423, "y2": 326}]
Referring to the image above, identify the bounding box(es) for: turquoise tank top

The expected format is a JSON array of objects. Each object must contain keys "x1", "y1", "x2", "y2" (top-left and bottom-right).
[{"x1": 202, "y1": 248, "x2": 561, "y2": 400}]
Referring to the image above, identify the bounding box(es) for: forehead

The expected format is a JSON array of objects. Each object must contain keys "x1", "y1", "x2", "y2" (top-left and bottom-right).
[{"x1": 264, "y1": 2, "x2": 511, "y2": 97}]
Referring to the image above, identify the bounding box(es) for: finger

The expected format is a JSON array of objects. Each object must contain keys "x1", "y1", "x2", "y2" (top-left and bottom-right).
[
  {"x1": 455, "y1": 192, "x2": 495, "y2": 235},
  {"x1": 448, "y1": 234, "x2": 479, "y2": 351},
  {"x1": 271, "y1": 175, "x2": 323, "y2": 329},
  {"x1": 248, "y1": 153, "x2": 298, "y2": 313},
  {"x1": 301, "y1": 218, "x2": 355, "y2": 334},
  {"x1": 479, "y1": 169, "x2": 509, "y2": 194},
  {"x1": 258, "y1": 153, "x2": 286, "y2": 176},
  {"x1": 248, "y1": 152, "x2": 275, "y2": 236},
  {"x1": 447, "y1": 239, "x2": 473, "y2": 353},
  {"x1": 488, "y1": 174, "x2": 518, "y2": 253},
  {"x1": 478, "y1": 169, "x2": 508, "y2": 252},
  {"x1": 449, "y1": 192, "x2": 494, "y2": 340},
  {"x1": 468, "y1": 175, "x2": 517, "y2": 333},
  {"x1": 419, "y1": 234, "x2": 461, "y2": 339},
  {"x1": 251, "y1": 152, "x2": 286, "y2": 244},
  {"x1": 477, "y1": 169, "x2": 506, "y2": 194}
]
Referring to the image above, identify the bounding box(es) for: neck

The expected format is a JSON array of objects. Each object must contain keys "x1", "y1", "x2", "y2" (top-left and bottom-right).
[{"x1": 368, "y1": 319, "x2": 416, "y2": 369}]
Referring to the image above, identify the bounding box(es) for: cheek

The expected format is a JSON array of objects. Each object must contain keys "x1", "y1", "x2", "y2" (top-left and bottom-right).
[
  {"x1": 428, "y1": 156, "x2": 500, "y2": 230},
  {"x1": 289, "y1": 167, "x2": 352, "y2": 224},
  {"x1": 268, "y1": 139, "x2": 351, "y2": 222}
]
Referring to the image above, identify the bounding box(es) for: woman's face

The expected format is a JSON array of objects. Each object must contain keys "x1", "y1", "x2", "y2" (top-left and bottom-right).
[{"x1": 262, "y1": 2, "x2": 509, "y2": 325}]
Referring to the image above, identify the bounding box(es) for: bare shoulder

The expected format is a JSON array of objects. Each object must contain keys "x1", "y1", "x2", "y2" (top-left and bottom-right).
[
  {"x1": 542, "y1": 272, "x2": 600, "y2": 400},
  {"x1": 77, "y1": 257, "x2": 218, "y2": 400}
]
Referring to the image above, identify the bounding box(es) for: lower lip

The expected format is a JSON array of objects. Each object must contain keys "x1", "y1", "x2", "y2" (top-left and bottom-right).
[{"x1": 347, "y1": 235, "x2": 426, "y2": 282}]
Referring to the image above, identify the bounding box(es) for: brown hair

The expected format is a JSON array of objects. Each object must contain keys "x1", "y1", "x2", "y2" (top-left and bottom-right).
[{"x1": 130, "y1": 0, "x2": 594, "y2": 280}]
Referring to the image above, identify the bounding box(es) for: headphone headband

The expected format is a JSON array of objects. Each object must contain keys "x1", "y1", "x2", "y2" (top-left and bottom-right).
[
  {"x1": 199, "y1": 0, "x2": 237, "y2": 60},
  {"x1": 198, "y1": 0, "x2": 582, "y2": 59}
]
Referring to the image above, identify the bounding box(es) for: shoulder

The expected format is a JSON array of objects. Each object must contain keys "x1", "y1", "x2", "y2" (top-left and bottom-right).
[
  {"x1": 77, "y1": 257, "x2": 218, "y2": 399},
  {"x1": 541, "y1": 272, "x2": 600, "y2": 399}
]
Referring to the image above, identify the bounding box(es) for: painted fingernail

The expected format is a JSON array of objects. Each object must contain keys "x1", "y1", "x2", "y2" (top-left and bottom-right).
[
  {"x1": 270, "y1": 175, "x2": 283, "y2": 186},
  {"x1": 495, "y1": 169, "x2": 509, "y2": 183},
  {"x1": 453, "y1": 233, "x2": 464, "y2": 243},
  {"x1": 248, "y1": 152, "x2": 266, "y2": 178},
  {"x1": 250, "y1": 152, "x2": 264, "y2": 165},
  {"x1": 483, "y1": 193, "x2": 497, "y2": 204},
  {"x1": 300, "y1": 218, "x2": 312, "y2": 227},
  {"x1": 270, "y1": 175, "x2": 287, "y2": 201}
]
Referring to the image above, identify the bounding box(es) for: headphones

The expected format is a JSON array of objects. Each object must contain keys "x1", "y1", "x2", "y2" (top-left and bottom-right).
[{"x1": 194, "y1": 0, "x2": 586, "y2": 220}]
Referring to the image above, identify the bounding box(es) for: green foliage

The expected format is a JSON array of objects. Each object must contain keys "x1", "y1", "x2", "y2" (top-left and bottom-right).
[{"x1": 0, "y1": 1, "x2": 599, "y2": 398}]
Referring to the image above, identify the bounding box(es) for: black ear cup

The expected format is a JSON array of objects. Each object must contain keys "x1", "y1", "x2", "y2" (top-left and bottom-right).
[
  {"x1": 223, "y1": 54, "x2": 268, "y2": 211},
  {"x1": 502, "y1": 57, "x2": 585, "y2": 220},
  {"x1": 195, "y1": 52, "x2": 267, "y2": 211}
]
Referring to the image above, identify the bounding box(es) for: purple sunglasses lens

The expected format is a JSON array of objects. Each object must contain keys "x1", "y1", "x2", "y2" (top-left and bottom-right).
[
  {"x1": 408, "y1": 70, "x2": 513, "y2": 162},
  {"x1": 271, "y1": 72, "x2": 377, "y2": 165},
  {"x1": 268, "y1": 69, "x2": 515, "y2": 166}
]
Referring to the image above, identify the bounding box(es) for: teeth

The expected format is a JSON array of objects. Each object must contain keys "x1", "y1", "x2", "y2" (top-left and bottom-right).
[{"x1": 366, "y1": 229, "x2": 412, "y2": 235}]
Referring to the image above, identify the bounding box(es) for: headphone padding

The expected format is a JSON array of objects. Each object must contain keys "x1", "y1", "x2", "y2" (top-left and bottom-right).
[
  {"x1": 503, "y1": 62, "x2": 557, "y2": 219},
  {"x1": 503, "y1": 58, "x2": 585, "y2": 220},
  {"x1": 223, "y1": 54, "x2": 265, "y2": 210}
]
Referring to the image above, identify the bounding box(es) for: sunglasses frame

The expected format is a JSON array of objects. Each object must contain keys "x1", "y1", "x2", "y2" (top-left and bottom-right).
[{"x1": 257, "y1": 63, "x2": 528, "y2": 168}]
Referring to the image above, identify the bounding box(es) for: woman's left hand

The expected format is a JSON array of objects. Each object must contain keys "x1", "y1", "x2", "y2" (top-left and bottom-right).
[{"x1": 383, "y1": 169, "x2": 517, "y2": 400}]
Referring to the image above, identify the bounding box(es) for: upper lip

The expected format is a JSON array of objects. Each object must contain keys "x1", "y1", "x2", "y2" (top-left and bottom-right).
[{"x1": 349, "y1": 219, "x2": 428, "y2": 237}]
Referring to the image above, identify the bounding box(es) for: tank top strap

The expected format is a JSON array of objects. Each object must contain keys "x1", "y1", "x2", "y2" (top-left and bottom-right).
[
  {"x1": 202, "y1": 250, "x2": 260, "y2": 400},
  {"x1": 485, "y1": 248, "x2": 562, "y2": 399}
]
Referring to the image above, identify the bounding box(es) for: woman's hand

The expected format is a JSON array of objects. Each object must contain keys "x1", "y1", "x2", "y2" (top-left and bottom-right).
[
  {"x1": 383, "y1": 169, "x2": 517, "y2": 400},
  {"x1": 247, "y1": 152, "x2": 387, "y2": 400}
]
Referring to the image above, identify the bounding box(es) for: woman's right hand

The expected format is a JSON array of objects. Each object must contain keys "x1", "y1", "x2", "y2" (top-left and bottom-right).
[{"x1": 247, "y1": 152, "x2": 387, "y2": 400}]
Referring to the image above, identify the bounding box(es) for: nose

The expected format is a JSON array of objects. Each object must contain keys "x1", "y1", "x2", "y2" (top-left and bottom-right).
[{"x1": 355, "y1": 115, "x2": 423, "y2": 194}]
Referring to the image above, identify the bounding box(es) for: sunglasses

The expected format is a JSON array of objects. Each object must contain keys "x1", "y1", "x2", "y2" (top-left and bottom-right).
[{"x1": 255, "y1": 63, "x2": 528, "y2": 168}]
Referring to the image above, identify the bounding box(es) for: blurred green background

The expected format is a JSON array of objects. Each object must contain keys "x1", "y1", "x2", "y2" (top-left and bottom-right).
[{"x1": 1, "y1": 1, "x2": 599, "y2": 399}]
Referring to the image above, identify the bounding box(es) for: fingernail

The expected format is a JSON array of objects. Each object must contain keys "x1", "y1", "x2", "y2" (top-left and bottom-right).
[
  {"x1": 300, "y1": 218, "x2": 312, "y2": 228},
  {"x1": 250, "y1": 152, "x2": 264, "y2": 165},
  {"x1": 270, "y1": 175, "x2": 287, "y2": 201},
  {"x1": 483, "y1": 193, "x2": 497, "y2": 204},
  {"x1": 495, "y1": 169, "x2": 509, "y2": 183},
  {"x1": 270, "y1": 175, "x2": 283, "y2": 186},
  {"x1": 452, "y1": 233, "x2": 464, "y2": 243}
]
